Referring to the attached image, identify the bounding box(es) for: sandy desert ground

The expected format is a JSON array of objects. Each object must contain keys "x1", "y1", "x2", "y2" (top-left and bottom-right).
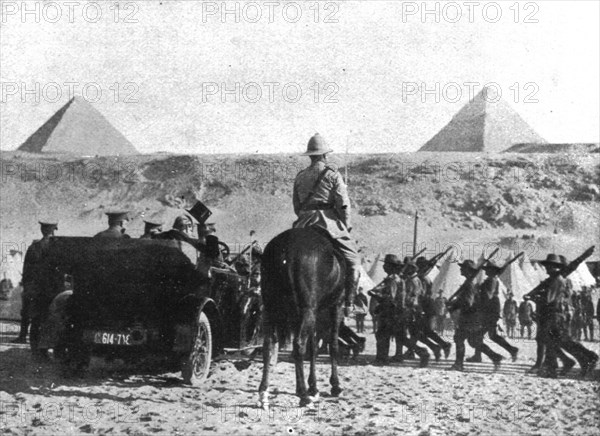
[
  {"x1": 1, "y1": 319, "x2": 599, "y2": 436},
  {"x1": 1, "y1": 152, "x2": 599, "y2": 435}
]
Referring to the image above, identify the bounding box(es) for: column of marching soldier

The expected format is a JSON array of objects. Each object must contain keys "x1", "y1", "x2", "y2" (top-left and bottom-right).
[
  {"x1": 9, "y1": 213, "x2": 600, "y2": 379},
  {"x1": 366, "y1": 251, "x2": 599, "y2": 378}
]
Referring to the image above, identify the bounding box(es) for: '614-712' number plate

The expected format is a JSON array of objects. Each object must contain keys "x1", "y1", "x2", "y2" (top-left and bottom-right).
[{"x1": 93, "y1": 332, "x2": 132, "y2": 346}]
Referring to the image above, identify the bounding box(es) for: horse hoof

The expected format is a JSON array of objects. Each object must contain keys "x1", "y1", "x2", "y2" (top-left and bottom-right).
[
  {"x1": 258, "y1": 392, "x2": 269, "y2": 410},
  {"x1": 308, "y1": 393, "x2": 320, "y2": 403},
  {"x1": 330, "y1": 387, "x2": 342, "y2": 397}
]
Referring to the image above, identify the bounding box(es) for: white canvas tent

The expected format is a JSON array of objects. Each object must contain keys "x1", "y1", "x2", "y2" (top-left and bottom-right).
[
  {"x1": 432, "y1": 256, "x2": 464, "y2": 297},
  {"x1": 499, "y1": 252, "x2": 535, "y2": 302},
  {"x1": 366, "y1": 254, "x2": 387, "y2": 285},
  {"x1": 519, "y1": 252, "x2": 541, "y2": 287},
  {"x1": 575, "y1": 262, "x2": 596, "y2": 287},
  {"x1": 358, "y1": 265, "x2": 376, "y2": 292}
]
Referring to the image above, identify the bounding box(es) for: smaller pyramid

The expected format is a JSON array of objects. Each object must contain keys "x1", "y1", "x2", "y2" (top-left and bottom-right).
[
  {"x1": 18, "y1": 97, "x2": 137, "y2": 156},
  {"x1": 419, "y1": 87, "x2": 546, "y2": 152}
]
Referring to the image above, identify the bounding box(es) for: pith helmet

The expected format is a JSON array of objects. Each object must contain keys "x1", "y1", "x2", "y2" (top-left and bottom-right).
[{"x1": 302, "y1": 133, "x2": 332, "y2": 156}]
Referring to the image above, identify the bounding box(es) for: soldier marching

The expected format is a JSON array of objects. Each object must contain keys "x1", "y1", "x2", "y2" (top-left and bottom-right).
[{"x1": 8, "y1": 132, "x2": 599, "y2": 381}]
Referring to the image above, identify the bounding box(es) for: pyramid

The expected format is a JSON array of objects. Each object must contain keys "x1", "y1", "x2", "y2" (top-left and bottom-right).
[
  {"x1": 419, "y1": 87, "x2": 546, "y2": 152},
  {"x1": 18, "y1": 97, "x2": 137, "y2": 156}
]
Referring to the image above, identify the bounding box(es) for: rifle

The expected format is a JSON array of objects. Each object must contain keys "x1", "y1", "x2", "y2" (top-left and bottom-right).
[
  {"x1": 446, "y1": 247, "x2": 500, "y2": 306},
  {"x1": 368, "y1": 247, "x2": 428, "y2": 291},
  {"x1": 524, "y1": 246, "x2": 595, "y2": 300},
  {"x1": 419, "y1": 247, "x2": 453, "y2": 277},
  {"x1": 496, "y1": 252, "x2": 525, "y2": 276},
  {"x1": 399, "y1": 247, "x2": 428, "y2": 275}
]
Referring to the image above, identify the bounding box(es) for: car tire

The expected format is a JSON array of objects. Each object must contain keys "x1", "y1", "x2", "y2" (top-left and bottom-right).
[{"x1": 181, "y1": 311, "x2": 212, "y2": 385}]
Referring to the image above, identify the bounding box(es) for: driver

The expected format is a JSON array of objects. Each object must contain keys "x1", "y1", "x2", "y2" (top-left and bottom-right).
[{"x1": 292, "y1": 133, "x2": 361, "y2": 315}]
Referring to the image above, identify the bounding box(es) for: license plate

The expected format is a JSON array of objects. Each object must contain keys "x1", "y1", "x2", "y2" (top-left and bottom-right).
[{"x1": 92, "y1": 331, "x2": 133, "y2": 346}]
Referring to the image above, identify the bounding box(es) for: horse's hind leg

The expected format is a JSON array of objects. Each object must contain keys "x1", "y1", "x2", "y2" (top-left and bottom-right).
[
  {"x1": 329, "y1": 306, "x2": 343, "y2": 397},
  {"x1": 307, "y1": 330, "x2": 319, "y2": 400},
  {"x1": 294, "y1": 310, "x2": 315, "y2": 406},
  {"x1": 258, "y1": 323, "x2": 278, "y2": 409}
]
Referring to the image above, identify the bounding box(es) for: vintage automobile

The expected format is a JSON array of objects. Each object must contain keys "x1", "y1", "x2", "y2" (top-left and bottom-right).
[{"x1": 30, "y1": 236, "x2": 262, "y2": 385}]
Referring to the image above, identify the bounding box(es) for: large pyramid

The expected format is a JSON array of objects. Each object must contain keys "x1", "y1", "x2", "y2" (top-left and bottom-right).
[
  {"x1": 419, "y1": 87, "x2": 546, "y2": 152},
  {"x1": 18, "y1": 97, "x2": 137, "y2": 156}
]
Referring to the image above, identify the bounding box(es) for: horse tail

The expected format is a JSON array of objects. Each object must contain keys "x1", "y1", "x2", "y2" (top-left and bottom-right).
[{"x1": 261, "y1": 231, "x2": 293, "y2": 347}]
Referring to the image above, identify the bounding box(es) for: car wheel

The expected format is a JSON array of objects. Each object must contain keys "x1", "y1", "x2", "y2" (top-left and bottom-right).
[{"x1": 182, "y1": 311, "x2": 212, "y2": 385}]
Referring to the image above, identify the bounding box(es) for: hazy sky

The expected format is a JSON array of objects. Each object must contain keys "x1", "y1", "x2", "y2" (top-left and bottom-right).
[{"x1": 1, "y1": 1, "x2": 598, "y2": 153}]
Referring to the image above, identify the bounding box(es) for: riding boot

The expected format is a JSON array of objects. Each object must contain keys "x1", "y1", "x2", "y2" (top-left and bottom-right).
[{"x1": 344, "y1": 267, "x2": 360, "y2": 316}]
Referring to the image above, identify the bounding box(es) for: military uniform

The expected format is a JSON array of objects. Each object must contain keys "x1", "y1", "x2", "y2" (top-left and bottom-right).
[
  {"x1": 417, "y1": 271, "x2": 452, "y2": 359},
  {"x1": 433, "y1": 292, "x2": 447, "y2": 334},
  {"x1": 448, "y1": 260, "x2": 503, "y2": 371},
  {"x1": 94, "y1": 211, "x2": 131, "y2": 239},
  {"x1": 140, "y1": 219, "x2": 163, "y2": 239},
  {"x1": 503, "y1": 295, "x2": 518, "y2": 338},
  {"x1": 581, "y1": 291, "x2": 594, "y2": 341},
  {"x1": 401, "y1": 265, "x2": 433, "y2": 365},
  {"x1": 518, "y1": 299, "x2": 534, "y2": 339},
  {"x1": 539, "y1": 268, "x2": 598, "y2": 376},
  {"x1": 371, "y1": 273, "x2": 398, "y2": 364},
  {"x1": 292, "y1": 161, "x2": 358, "y2": 264},
  {"x1": 13, "y1": 221, "x2": 58, "y2": 345},
  {"x1": 293, "y1": 134, "x2": 360, "y2": 309},
  {"x1": 468, "y1": 271, "x2": 519, "y2": 363}
]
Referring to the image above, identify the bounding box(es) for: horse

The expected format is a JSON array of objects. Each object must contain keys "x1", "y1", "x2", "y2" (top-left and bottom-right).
[{"x1": 258, "y1": 227, "x2": 346, "y2": 409}]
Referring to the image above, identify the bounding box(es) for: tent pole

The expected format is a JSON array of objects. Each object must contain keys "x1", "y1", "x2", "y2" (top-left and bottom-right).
[{"x1": 413, "y1": 211, "x2": 419, "y2": 257}]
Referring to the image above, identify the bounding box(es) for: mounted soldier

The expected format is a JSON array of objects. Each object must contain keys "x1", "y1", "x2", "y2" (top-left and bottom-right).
[
  {"x1": 292, "y1": 133, "x2": 360, "y2": 316},
  {"x1": 94, "y1": 211, "x2": 131, "y2": 239}
]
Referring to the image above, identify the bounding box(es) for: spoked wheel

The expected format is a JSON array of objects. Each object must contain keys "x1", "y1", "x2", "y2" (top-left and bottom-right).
[{"x1": 182, "y1": 311, "x2": 212, "y2": 385}]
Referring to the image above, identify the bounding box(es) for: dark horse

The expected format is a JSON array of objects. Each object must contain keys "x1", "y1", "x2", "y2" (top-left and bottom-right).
[{"x1": 258, "y1": 227, "x2": 346, "y2": 408}]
